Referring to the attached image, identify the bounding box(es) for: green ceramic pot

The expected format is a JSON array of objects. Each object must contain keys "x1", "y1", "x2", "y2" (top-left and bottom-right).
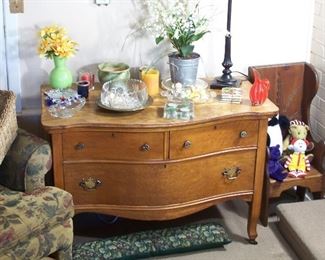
[
  {"x1": 98, "y1": 62, "x2": 130, "y2": 84},
  {"x1": 49, "y1": 56, "x2": 73, "y2": 89}
]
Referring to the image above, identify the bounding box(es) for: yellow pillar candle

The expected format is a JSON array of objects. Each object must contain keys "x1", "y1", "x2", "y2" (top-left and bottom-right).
[{"x1": 141, "y1": 68, "x2": 160, "y2": 96}]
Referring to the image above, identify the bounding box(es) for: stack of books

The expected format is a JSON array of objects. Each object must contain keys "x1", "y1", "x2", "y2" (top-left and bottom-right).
[{"x1": 218, "y1": 87, "x2": 242, "y2": 104}]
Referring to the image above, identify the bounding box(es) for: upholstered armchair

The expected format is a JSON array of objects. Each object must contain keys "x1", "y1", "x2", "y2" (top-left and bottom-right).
[{"x1": 0, "y1": 90, "x2": 74, "y2": 259}]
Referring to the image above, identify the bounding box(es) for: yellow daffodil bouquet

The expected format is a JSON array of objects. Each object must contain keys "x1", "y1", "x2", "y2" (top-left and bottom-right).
[{"x1": 38, "y1": 25, "x2": 78, "y2": 59}]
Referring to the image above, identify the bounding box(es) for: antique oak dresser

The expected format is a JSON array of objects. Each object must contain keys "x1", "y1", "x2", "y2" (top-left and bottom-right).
[{"x1": 41, "y1": 81, "x2": 278, "y2": 243}]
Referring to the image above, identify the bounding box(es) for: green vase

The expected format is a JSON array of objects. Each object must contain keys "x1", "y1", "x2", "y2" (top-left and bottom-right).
[{"x1": 49, "y1": 56, "x2": 73, "y2": 89}]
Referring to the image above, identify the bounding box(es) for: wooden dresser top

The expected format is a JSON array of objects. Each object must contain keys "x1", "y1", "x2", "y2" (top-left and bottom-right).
[{"x1": 41, "y1": 80, "x2": 278, "y2": 131}]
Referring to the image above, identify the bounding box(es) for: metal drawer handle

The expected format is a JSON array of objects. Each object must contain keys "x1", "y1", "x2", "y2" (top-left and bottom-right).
[
  {"x1": 75, "y1": 143, "x2": 85, "y2": 150},
  {"x1": 183, "y1": 140, "x2": 192, "y2": 149},
  {"x1": 240, "y1": 131, "x2": 248, "y2": 138},
  {"x1": 140, "y1": 143, "x2": 151, "y2": 152},
  {"x1": 222, "y1": 167, "x2": 241, "y2": 181},
  {"x1": 79, "y1": 177, "x2": 101, "y2": 191}
]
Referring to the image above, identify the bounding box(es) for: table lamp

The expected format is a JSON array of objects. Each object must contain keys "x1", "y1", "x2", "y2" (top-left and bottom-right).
[{"x1": 210, "y1": 0, "x2": 238, "y2": 89}]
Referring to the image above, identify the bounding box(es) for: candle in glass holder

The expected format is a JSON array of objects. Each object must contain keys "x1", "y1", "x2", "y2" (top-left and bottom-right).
[
  {"x1": 80, "y1": 72, "x2": 90, "y2": 82},
  {"x1": 79, "y1": 71, "x2": 95, "y2": 90},
  {"x1": 140, "y1": 68, "x2": 160, "y2": 96}
]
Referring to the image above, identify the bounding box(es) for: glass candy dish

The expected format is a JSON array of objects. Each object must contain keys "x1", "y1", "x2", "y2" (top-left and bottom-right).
[
  {"x1": 161, "y1": 78, "x2": 216, "y2": 103},
  {"x1": 98, "y1": 79, "x2": 150, "y2": 111},
  {"x1": 44, "y1": 88, "x2": 86, "y2": 118}
]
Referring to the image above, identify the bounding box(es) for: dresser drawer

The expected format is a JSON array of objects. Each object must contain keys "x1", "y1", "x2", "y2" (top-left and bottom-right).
[
  {"x1": 63, "y1": 150, "x2": 256, "y2": 206},
  {"x1": 169, "y1": 150, "x2": 256, "y2": 199},
  {"x1": 170, "y1": 120, "x2": 258, "y2": 159},
  {"x1": 62, "y1": 131, "x2": 164, "y2": 161},
  {"x1": 64, "y1": 163, "x2": 169, "y2": 206}
]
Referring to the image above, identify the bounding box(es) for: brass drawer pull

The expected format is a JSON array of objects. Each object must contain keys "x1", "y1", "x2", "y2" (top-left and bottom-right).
[
  {"x1": 222, "y1": 167, "x2": 241, "y2": 181},
  {"x1": 140, "y1": 143, "x2": 151, "y2": 152},
  {"x1": 79, "y1": 177, "x2": 101, "y2": 191},
  {"x1": 183, "y1": 140, "x2": 192, "y2": 149},
  {"x1": 240, "y1": 131, "x2": 248, "y2": 138},
  {"x1": 75, "y1": 143, "x2": 85, "y2": 150}
]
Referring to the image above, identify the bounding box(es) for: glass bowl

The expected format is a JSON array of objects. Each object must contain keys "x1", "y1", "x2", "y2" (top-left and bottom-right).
[
  {"x1": 161, "y1": 78, "x2": 215, "y2": 103},
  {"x1": 99, "y1": 79, "x2": 149, "y2": 110},
  {"x1": 44, "y1": 89, "x2": 86, "y2": 118}
]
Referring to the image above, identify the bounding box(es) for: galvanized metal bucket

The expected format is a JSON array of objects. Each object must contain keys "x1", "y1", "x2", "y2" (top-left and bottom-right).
[{"x1": 168, "y1": 52, "x2": 200, "y2": 86}]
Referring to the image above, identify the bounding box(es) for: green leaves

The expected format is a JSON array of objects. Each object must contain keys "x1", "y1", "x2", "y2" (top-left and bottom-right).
[
  {"x1": 190, "y1": 31, "x2": 210, "y2": 42},
  {"x1": 168, "y1": 27, "x2": 209, "y2": 57},
  {"x1": 155, "y1": 36, "x2": 164, "y2": 45},
  {"x1": 180, "y1": 45, "x2": 194, "y2": 58}
]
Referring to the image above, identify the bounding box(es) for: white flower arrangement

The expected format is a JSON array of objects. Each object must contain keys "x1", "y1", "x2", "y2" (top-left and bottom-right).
[{"x1": 142, "y1": 0, "x2": 209, "y2": 58}]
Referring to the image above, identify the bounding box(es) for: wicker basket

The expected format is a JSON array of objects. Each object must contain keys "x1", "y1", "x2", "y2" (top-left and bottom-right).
[{"x1": 0, "y1": 90, "x2": 18, "y2": 164}]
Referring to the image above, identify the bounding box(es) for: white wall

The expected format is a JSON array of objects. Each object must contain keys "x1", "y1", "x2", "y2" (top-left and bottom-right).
[
  {"x1": 310, "y1": 0, "x2": 325, "y2": 141},
  {"x1": 0, "y1": 3, "x2": 7, "y2": 91},
  {"x1": 16, "y1": 0, "x2": 314, "y2": 110}
]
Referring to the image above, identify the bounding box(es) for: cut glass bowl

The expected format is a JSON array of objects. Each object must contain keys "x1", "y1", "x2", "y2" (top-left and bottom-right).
[
  {"x1": 99, "y1": 79, "x2": 149, "y2": 110},
  {"x1": 44, "y1": 88, "x2": 86, "y2": 118}
]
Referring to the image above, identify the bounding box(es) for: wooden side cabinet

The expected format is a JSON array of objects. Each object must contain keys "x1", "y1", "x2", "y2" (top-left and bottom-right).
[{"x1": 41, "y1": 81, "x2": 278, "y2": 243}]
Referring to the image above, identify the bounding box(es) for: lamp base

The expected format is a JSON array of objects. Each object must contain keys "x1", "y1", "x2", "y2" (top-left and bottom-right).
[{"x1": 210, "y1": 75, "x2": 238, "y2": 89}]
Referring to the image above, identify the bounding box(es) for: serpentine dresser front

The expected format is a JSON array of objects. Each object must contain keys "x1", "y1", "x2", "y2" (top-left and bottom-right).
[{"x1": 41, "y1": 81, "x2": 278, "y2": 243}]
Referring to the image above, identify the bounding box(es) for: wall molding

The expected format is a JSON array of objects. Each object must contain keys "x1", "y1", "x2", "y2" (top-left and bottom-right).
[
  {"x1": 1, "y1": 0, "x2": 22, "y2": 111},
  {"x1": 0, "y1": 2, "x2": 7, "y2": 90}
]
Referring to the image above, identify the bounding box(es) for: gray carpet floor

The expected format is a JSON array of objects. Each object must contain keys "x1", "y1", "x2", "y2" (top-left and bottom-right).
[{"x1": 73, "y1": 197, "x2": 299, "y2": 260}]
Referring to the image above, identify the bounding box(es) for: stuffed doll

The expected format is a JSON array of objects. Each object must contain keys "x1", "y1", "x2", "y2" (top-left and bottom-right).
[
  {"x1": 283, "y1": 120, "x2": 314, "y2": 153},
  {"x1": 267, "y1": 114, "x2": 290, "y2": 154},
  {"x1": 267, "y1": 145, "x2": 287, "y2": 182},
  {"x1": 284, "y1": 139, "x2": 311, "y2": 178}
]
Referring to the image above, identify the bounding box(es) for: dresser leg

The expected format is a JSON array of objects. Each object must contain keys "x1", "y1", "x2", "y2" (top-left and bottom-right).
[
  {"x1": 247, "y1": 198, "x2": 259, "y2": 244},
  {"x1": 247, "y1": 239, "x2": 258, "y2": 245}
]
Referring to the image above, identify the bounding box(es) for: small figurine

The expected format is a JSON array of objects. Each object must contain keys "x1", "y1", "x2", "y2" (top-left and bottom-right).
[{"x1": 284, "y1": 139, "x2": 311, "y2": 178}]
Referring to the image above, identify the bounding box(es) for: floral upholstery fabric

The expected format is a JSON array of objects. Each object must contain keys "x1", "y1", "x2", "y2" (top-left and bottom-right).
[
  {"x1": 0, "y1": 129, "x2": 74, "y2": 260},
  {"x1": 0, "y1": 129, "x2": 52, "y2": 193},
  {"x1": 1, "y1": 218, "x2": 73, "y2": 260},
  {"x1": 0, "y1": 185, "x2": 74, "y2": 260}
]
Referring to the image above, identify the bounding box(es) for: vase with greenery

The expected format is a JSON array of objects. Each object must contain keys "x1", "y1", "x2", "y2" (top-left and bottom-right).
[
  {"x1": 143, "y1": 0, "x2": 209, "y2": 85},
  {"x1": 38, "y1": 25, "x2": 78, "y2": 89}
]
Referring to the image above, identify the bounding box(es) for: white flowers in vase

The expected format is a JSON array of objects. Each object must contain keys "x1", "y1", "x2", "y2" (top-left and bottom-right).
[{"x1": 142, "y1": 0, "x2": 209, "y2": 59}]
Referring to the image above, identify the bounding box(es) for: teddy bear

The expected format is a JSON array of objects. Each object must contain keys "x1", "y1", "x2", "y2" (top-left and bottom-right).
[
  {"x1": 267, "y1": 145, "x2": 287, "y2": 182},
  {"x1": 284, "y1": 138, "x2": 311, "y2": 178},
  {"x1": 283, "y1": 119, "x2": 314, "y2": 154}
]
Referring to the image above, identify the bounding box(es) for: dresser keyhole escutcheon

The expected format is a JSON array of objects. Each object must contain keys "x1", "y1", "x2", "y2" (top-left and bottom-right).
[
  {"x1": 222, "y1": 167, "x2": 241, "y2": 181},
  {"x1": 79, "y1": 177, "x2": 102, "y2": 191}
]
